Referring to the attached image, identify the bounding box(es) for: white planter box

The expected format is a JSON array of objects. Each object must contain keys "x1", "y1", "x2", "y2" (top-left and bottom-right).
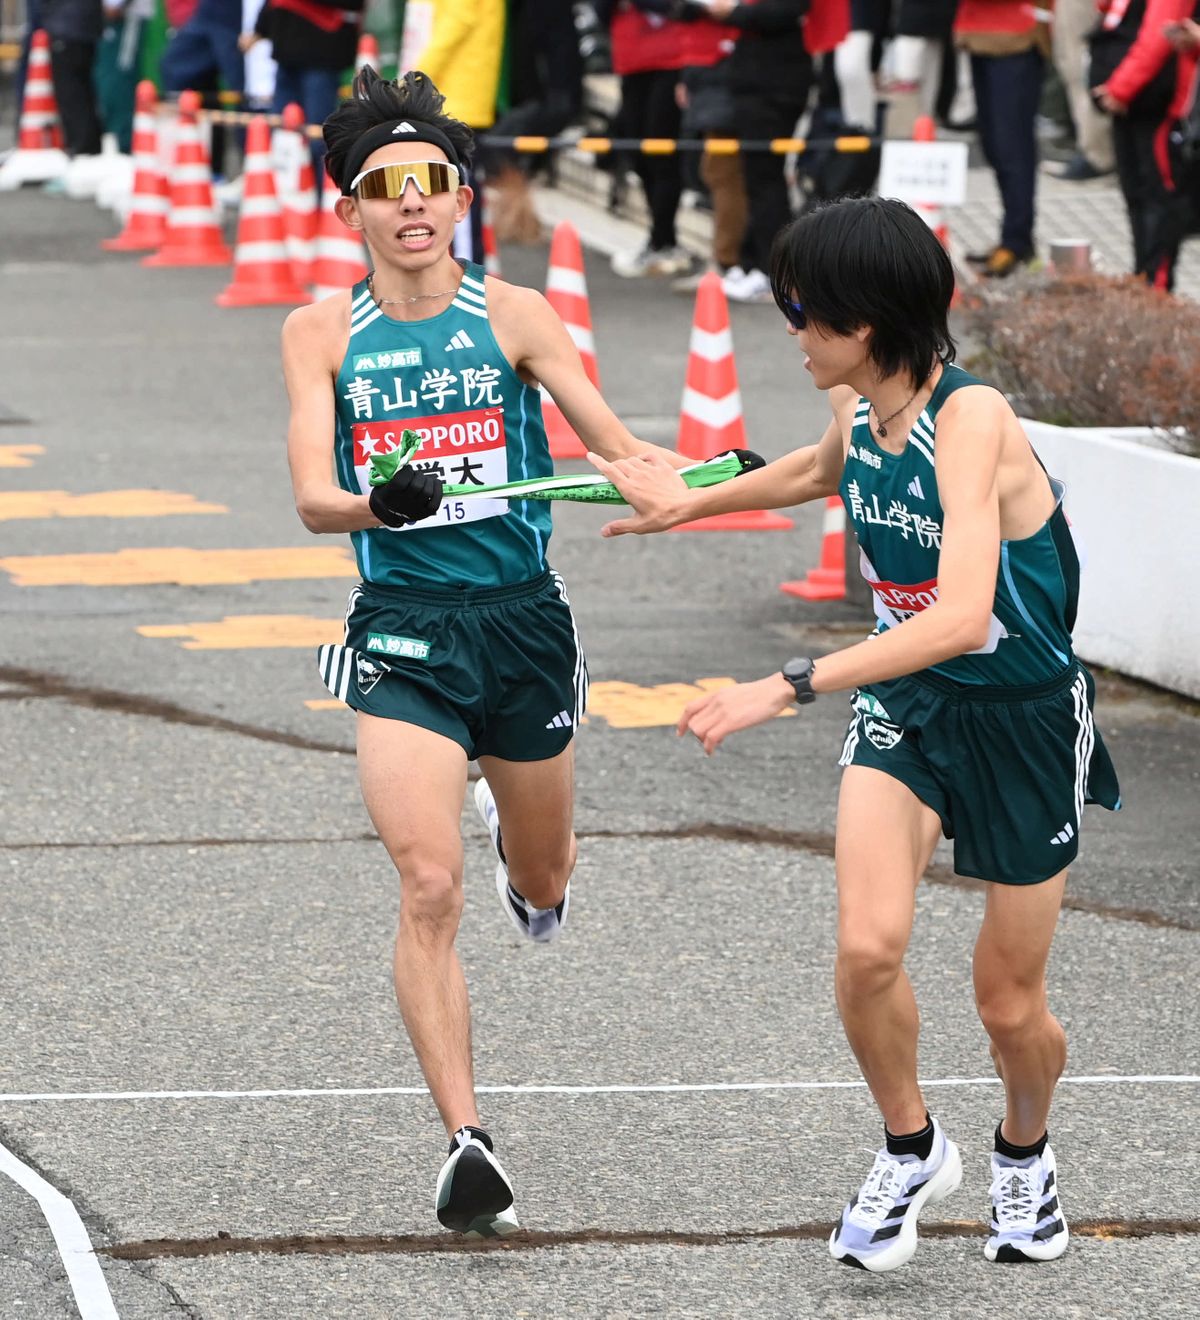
[{"x1": 1021, "y1": 419, "x2": 1200, "y2": 698}]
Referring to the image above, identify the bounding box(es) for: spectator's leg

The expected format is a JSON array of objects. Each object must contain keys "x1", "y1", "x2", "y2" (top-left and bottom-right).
[
  {"x1": 1143, "y1": 117, "x2": 1188, "y2": 292},
  {"x1": 1111, "y1": 116, "x2": 1151, "y2": 276},
  {"x1": 738, "y1": 83, "x2": 812, "y2": 274},
  {"x1": 976, "y1": 48, "x2": 1043, "y2": 259},
  {"x1": 970, "y1": 53, "x2": 999, "y2": 174},
  {"x1": 699, "y1": 145, "x2": 747, "y2": 271},
  {"x1": 1051, "y1": 0, "x2": 1114, "y2": 173},
  {"x1": 623, "y1": 68, "x2": 681, "y2": 252},
  {"x1": 834, "y1": 30, "x2": 877, "y2": 130},
  {"x1": 49, "y1": 37, "x2": 102, "y2": 156},
  {"x1": 299, "y1": 65, "x2": 343, "y2": 185}
]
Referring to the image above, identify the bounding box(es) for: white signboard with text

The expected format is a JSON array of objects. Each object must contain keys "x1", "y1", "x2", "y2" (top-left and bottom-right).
[{"x1": 878, "y1": 141, "x2": 969, "y2": 206}]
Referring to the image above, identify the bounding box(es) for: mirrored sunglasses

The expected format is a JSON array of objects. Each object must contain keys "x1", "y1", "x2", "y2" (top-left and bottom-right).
[
  {"x1": 782, "y1": 297, "x2": 807, "y2": 330},
  {"x1": 351, "y1": 161, "x2": 462, "y2": 200}
]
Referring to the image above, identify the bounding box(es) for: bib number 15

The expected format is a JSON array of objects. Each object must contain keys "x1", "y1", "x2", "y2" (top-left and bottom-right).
[{"x1": 440, "y1": 500, "x2": 468, "y2": 523}]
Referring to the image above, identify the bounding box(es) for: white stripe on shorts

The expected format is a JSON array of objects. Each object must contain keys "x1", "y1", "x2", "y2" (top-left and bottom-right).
[{"x1": 551, "y1": 571, "x2": 587, "y2": 728}]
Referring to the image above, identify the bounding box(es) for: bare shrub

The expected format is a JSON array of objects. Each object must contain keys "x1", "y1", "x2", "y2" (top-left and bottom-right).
[{"x1": 958, "y1": 272, "x2": 1200, "y2": 454}]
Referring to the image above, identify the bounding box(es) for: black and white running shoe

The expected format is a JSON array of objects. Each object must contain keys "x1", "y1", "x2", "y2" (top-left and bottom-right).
[
  {"x1": 985, "y1": 1143, "x2": 1069, "y2": 1262},
  {"x1": 434, "y1": 1126, "x2": 519, "y2": 1238},
  {"x1": 829, "y1": 1118, "x2": 962, "y2": 1272},
  {"x1": 473, "y1": 777, "x2": 569, "y2": 943}
]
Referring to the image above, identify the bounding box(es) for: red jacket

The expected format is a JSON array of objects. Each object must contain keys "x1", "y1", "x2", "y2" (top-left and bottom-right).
[
  {"x1": 610, "y1": 4, "x2": 688, "y2": 74},
  {"x1": 805, "y1": 0, "x2": 849, "y2": 54},
  {"x1": 954, "y1": 0, "x2": 1042, "y2": 36},
  {"x1": 1102, "y1": 0, "x2": 1199, "y2": 118}
]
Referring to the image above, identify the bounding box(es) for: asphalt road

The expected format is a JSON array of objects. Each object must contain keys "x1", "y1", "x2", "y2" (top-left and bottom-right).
[{"x1": 0, "y1": 188, "x2": 1197, "y2": 1319}]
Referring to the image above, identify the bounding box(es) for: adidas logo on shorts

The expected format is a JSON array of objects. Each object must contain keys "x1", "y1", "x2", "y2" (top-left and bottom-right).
[
  {"x1": 444, "y1": 329, "x2": 475, "y2": 352},
  {"x1": 545, "y1": 710, "x2": 571, "y2": 729},
  {"x1": 1049, "y1": 821, "x2": 1076, "y2": 845}
]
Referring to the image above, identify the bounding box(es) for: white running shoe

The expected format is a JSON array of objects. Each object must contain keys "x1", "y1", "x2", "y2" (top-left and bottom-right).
[
  {"x1": 611, "y1": 244, "x2": 694, "y2": 278},
  {"x1": 829, "y1": 1118, "x2": 963, "y2": 1272},
  {"x1": 434, "y1": 1127, "x2": 519, "y2": 1238},
  {"x1": 724, "y1": 267, "x2": 774, "y2": 303},
  {"x1": 985, "y1": 1143, "x2": 1070, "y2": 1262},
  {"x1": 473, "y1": 777, "x2": 569, "y2": 943}
]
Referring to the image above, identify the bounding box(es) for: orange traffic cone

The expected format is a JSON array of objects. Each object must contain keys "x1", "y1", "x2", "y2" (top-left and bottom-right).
[
  {"x1": 102, "y1": 81, "x2": 168, "y2": 251},
  {"x1": 278, "y1": 102, "x2": 317, "y2": 288},
  {"x1": 0, "y1": 29, "x2": 67, "y2": 189},
  {"x1": 480, "y1": 182, "x2": 502, "y2": 277},
  {"x1": 671, "y1": 272, "x2": 792, "y2": 533},
  {"x1": 216, "y1": 116, "x2": 311, "y2": 306},
  {"x1": 311, "y1": 174, "x2": 370, "y2": 300},
  {"x1": 542, "y1": 222, "x2": 597, "y2": 461},
  {"x1": 780, "y1": 497, "x2": 847, "y2": 599},
  {"x1": 143, "y1": 90, "x2": 232, "y2": 266},
  {"x1": 356, "y1": 32, "x2": 380, "y2": 72}
]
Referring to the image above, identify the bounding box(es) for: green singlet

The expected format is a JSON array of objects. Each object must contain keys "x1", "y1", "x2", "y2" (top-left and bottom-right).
[{"x1": 332, "y1": 262, "x2": 553, "y2": 589}]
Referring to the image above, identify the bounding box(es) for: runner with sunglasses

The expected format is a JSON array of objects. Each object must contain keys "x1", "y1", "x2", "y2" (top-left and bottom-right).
[
  {"x1": 588, "y1": 196, "x2": 1121, "y2": 1272},
  {"x1": 281, "y1": 66, "x2": 697, "y2": 1238}
]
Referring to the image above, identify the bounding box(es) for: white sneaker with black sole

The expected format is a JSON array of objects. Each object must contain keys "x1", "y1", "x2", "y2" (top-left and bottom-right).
[
  {"x1": 985, "y1": 1143, "x2": 1070, "y2": 1262},
  {"x1": 829, "y1": 1118, "x2": 963, "y2": 1272},
  {"x1": 473, "y1": 777, "x2": 569, "y2": 943},
  {"x1": 435, "y1": 1126, "x2": 519, "y2": 1237}
]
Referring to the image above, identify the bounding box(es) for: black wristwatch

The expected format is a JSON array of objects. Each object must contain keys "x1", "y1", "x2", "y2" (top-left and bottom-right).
[{"x1": 781, "y1": 657, "x2": 817, "y2": 704}]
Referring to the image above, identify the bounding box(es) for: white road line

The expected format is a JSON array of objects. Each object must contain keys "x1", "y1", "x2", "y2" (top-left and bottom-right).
[
  {"x1": 0, "y1": 1074, "x2": 1195, "y2": 1104},
  {"x1": 0, "y1": 1140, "x2": 118, "y2": 1319}
]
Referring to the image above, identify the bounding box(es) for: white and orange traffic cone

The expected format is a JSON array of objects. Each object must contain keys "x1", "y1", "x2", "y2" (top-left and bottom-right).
[
  {"x1": 672, "y1": 272, "x2": 792, "y2": 533},
  {"x1": 310, "y1": 174, "x2": 370, "y2": 300},
  {"x1": 143, "y1": 90, "x2": 232, "y2": 266},
  {"x1": 0, "y1": 30, "x2": 68, "y2": 189},
  {"x1": 102, "y1": 81, "x2": 169, "y2": 251},
  {"x1": 780, "y1": 497, "x2": 847, "y2": 599},
  {"x1": 216, "y1": 116, "x2": 311, "y2": 307},
  {"x1": 542, "y1": 221, "x2": 597, "y2": 461},
  {"x1": 480, "y1": 182, "x2": 502, "y2": 277},
  {"x1": 356, "y1": 32, "x2": 380, "y2": 72},
  {"x1": 277, "y1": 102, "x2": 317, "y2": 288}
]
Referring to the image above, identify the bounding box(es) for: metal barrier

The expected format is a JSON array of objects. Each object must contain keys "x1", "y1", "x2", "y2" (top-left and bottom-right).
[{"x1": 192, "y1": 104, "x2": 877, "y2": 157}]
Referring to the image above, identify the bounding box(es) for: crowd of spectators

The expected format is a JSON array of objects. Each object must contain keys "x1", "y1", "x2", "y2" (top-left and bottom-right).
[{"x1": 10, "y1": 0, "x2": 1200, "y2": 292}]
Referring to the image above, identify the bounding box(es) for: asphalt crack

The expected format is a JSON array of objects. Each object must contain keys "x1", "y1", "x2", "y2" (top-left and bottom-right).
[
  {"x1": 0, "y1": 664, "x2": 353, "y2": 755},
  {"x1": 100, "y1": 1218, "x2": 1200, "y2": 1260}
]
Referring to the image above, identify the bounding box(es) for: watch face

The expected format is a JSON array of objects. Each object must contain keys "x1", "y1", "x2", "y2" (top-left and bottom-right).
[{"x1": 784, "y1": 658, "x2": 813, "y2": 683}]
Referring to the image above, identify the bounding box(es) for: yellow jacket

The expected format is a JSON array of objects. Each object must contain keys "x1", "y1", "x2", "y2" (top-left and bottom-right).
[{"x1": 412, "y1": 0, "x2": 506, "y2": 129}]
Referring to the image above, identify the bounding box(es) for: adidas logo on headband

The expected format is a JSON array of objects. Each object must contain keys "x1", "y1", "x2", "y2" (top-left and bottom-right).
[{"x1": 392, "y1": 122, "x2": 417, "y2": 134}]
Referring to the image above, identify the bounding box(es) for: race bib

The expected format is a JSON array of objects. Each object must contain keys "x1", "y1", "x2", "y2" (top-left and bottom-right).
[{"x1": 353, "y1": 407, "x2": 509, "y2": 531}]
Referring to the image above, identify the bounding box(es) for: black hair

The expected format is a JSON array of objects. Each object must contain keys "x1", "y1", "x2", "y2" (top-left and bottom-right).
[
  {"x1": 323, "y1": 67, "x2": 476, "y2": 193},
  {"x1": 769, "y1": 196, "x2": 957, "y2": 386}
]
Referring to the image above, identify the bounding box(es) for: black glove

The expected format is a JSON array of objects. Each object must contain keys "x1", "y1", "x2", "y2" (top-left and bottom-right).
[
  {"x1": 721, "y1": 449, "x2": 766, "y2": 475},
  {"x1": 369, "y1": 464, "x2": 443, "y2": 528}
]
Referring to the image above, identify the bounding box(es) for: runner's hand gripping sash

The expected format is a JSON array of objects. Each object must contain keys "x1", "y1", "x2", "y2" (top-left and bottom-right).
[
  {"x1": 368, "y1": 429, "x2": 444, "y2": 527},
  {"x1": 367, "y1": 433, "x2": 765, "y2": 504}
]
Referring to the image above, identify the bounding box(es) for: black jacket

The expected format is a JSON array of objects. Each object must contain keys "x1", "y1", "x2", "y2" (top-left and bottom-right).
[
  {"x1": 716, "y1": 0, "x2": 811, "y2": 98},
  {"x1": 256, "y1": 0, "x2": 365, "y2": 70},
  {"x1": 40, "y1": 0, "x2": 104, "y2": 44}
]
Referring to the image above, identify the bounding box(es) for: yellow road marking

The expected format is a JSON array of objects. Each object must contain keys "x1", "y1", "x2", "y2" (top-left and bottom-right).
[
  {"x1": 587, "y1": 678, "x2": 795, "y2": 728},
  {"x1": 0, "y1": 444, "x2": 44, "y2": 468},
  {"x1": 305, "y1": 677, "x2": 795, "y2": 730},
  {"x1": 139, "y1": 615, "x2": 340, "y2": 649},
  {"x1": 0, "y1": 490, "x2": 227, "y2": 520},
  {"x1": 0, "y1": 546, "x2": 358, "y2": 587}
]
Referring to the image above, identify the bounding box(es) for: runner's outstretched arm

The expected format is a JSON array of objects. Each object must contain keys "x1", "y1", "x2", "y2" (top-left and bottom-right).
[
  {"x1": 497, "y1": 285, "x2": 695, "y2": 468},
  {"x1": 588, "y1": 386, "x2": 857, "y2": 535}
]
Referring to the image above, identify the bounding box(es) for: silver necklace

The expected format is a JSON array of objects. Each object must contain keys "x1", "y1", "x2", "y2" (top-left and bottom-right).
[
  {"x1": 367, "y1": 272, "x2": 458, "y2": 306},
  {"x1": 869, "y1": 372, "x2": 934, "y2": 438}
]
